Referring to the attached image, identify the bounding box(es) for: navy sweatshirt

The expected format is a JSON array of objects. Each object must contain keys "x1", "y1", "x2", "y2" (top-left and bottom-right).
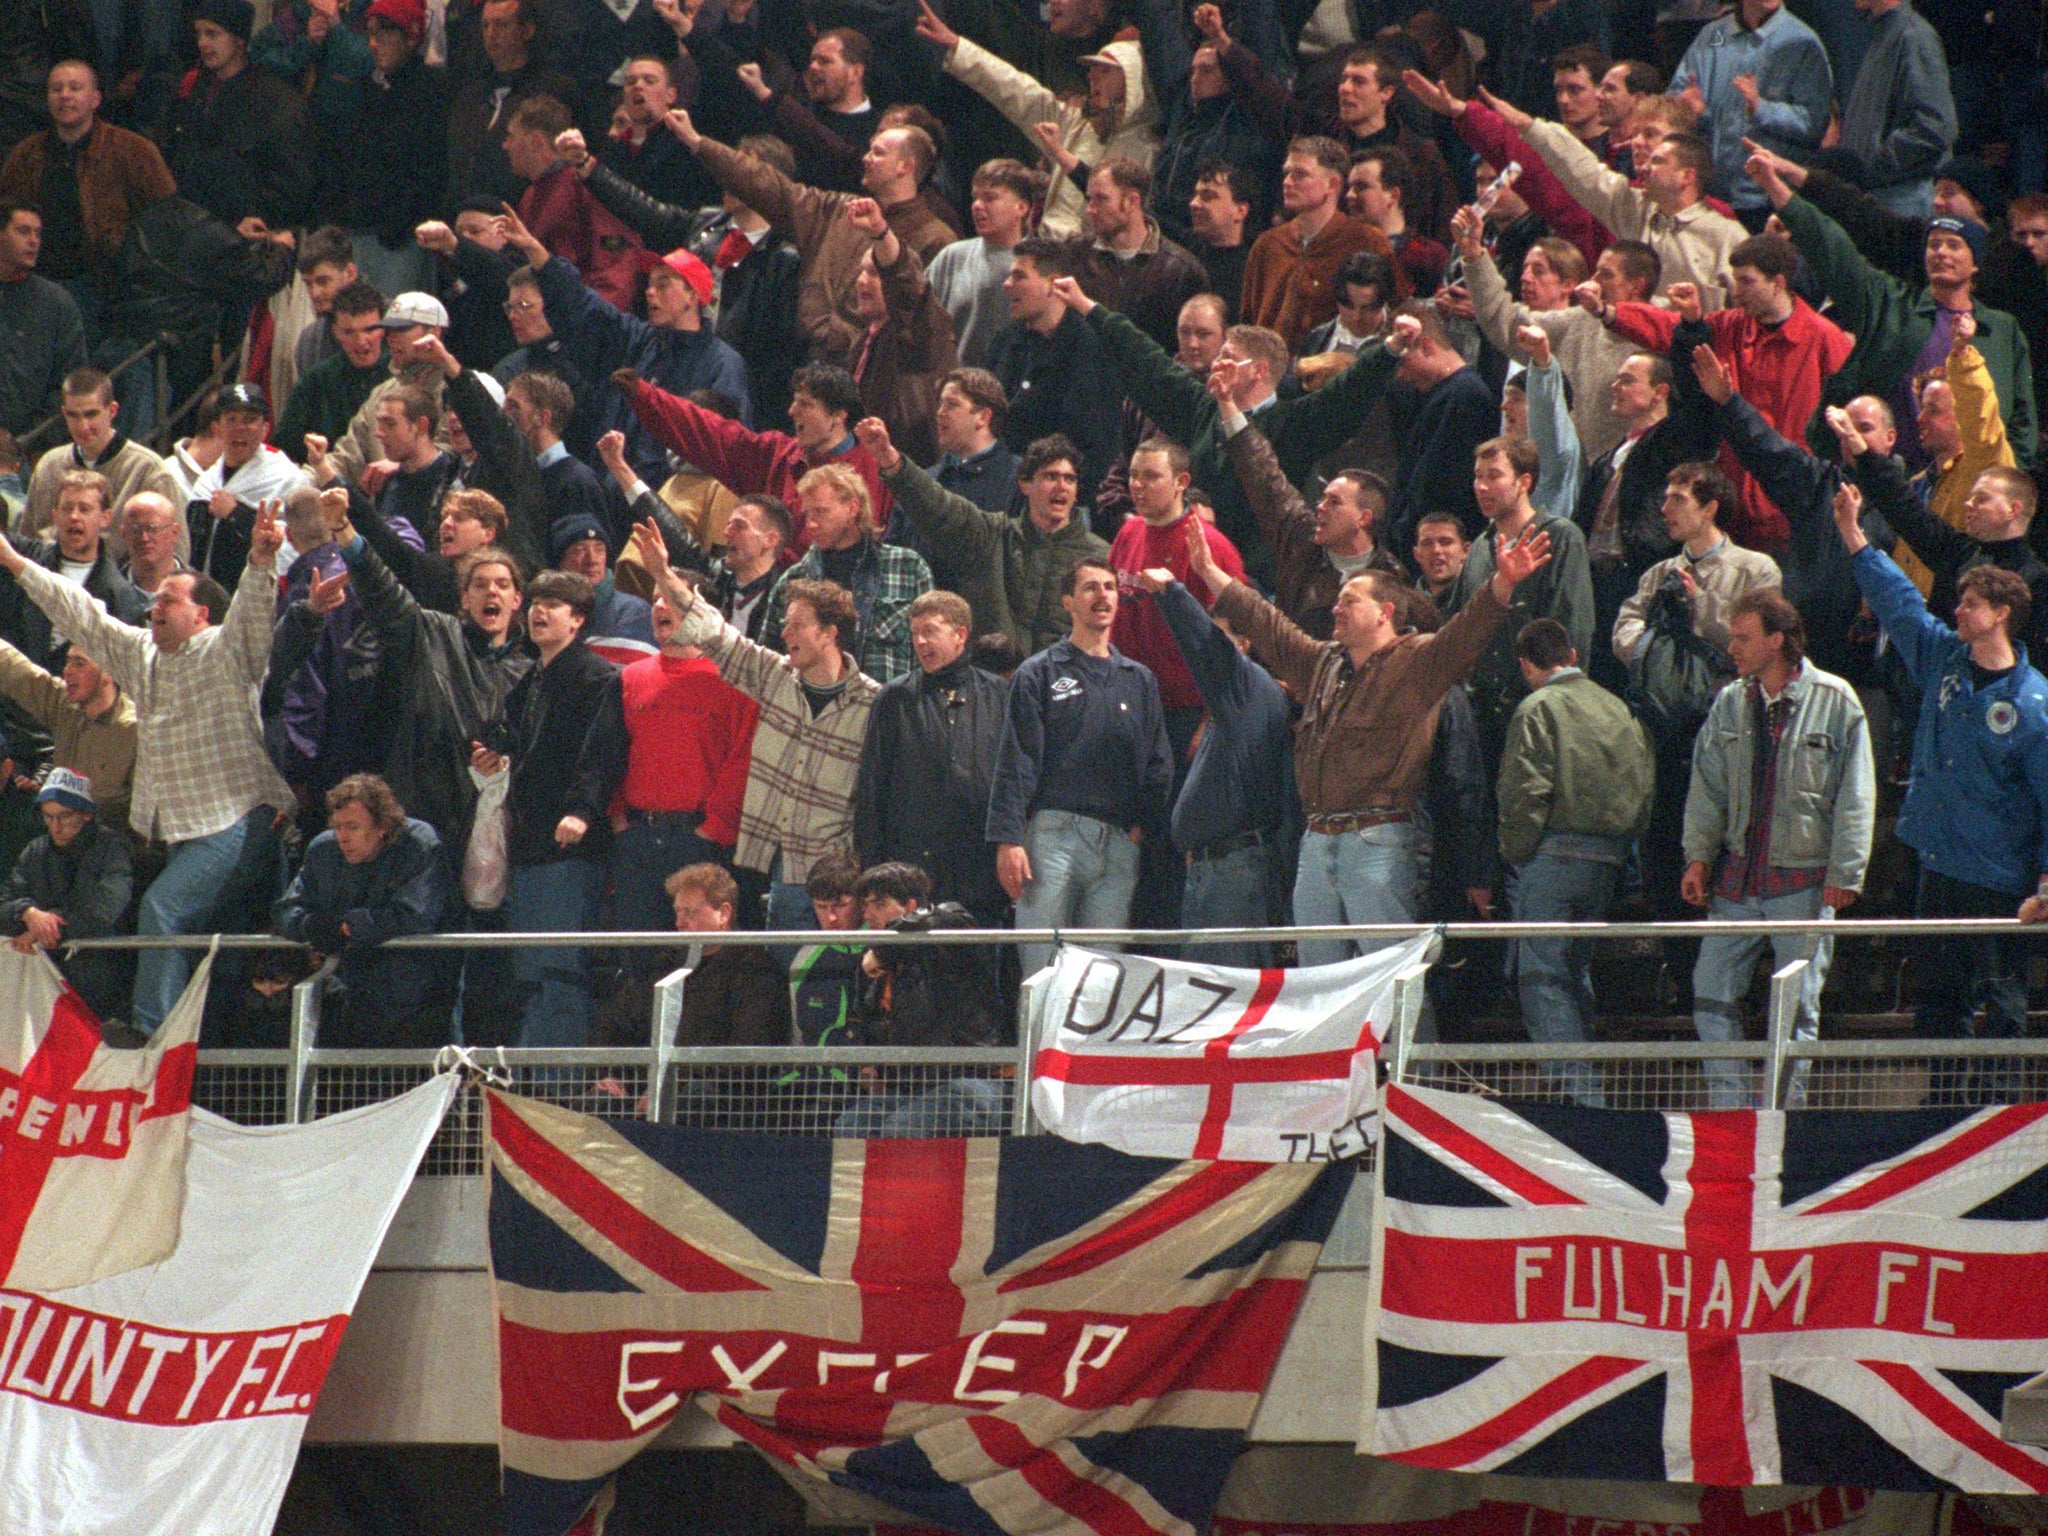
[
  {"x1": 986, "y1": 639, "x2": 1174, "y2": 845},
  {"x1": 1155, "y1": 581, "x2": 1297, "y2": 852}
]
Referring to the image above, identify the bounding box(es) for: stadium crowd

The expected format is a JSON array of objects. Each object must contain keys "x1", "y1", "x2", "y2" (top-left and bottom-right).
[{"x1": 0, "y1": 0, "x2": 2044, "y2": 1109}]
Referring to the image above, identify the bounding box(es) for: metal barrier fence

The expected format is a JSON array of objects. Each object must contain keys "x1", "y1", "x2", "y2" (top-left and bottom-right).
[{"x1": 109, "y1": 916, "x2": 2048, "y2": 1156}]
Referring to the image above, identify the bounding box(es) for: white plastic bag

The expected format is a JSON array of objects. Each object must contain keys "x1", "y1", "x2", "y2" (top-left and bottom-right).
[{"x1": 462, "y1": 763, "x2": 511, "y2": 910}]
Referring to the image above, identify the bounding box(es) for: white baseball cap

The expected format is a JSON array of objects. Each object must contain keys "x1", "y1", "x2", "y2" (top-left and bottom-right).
[{"x1": 379, "y1": 291, "x2": 450, "y2": 330}]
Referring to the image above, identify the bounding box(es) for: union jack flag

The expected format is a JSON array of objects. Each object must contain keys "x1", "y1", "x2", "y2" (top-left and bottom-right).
[
  {"x1": 1369, "y1": 1085, "x2": 2048, "y2": 1493},
  {"x1": 486, "y1": 1090, "x2": 1350, "y2": 1536}
]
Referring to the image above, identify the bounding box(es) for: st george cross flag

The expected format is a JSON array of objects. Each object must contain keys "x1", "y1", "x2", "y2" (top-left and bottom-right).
[
  {"x1": 0, "y1": 945, "x2": 211, "y2": 1291},
  {"x1": 0, "y1": 1072, "x2": 458, "y2": 1536},
  {"x1": 1030, "y1": 935, "x2": 1435, "y2": 1162},
  {"x1": 486, "y1": 1088, "x2": 1352, "y2": 1536},
  {"x1": 1368, "y1": 1084, "x2": 2048, "y2": 1494}
]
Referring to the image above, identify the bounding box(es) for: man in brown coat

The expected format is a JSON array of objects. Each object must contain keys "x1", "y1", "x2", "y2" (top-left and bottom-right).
[
  {"x1": 664, "y1": 106, "x2": 958, "y2": 374},
  {"x1": 1188, "y1": 512, "x2": 1552, "y2": 964},
  {"x1": 0, "y1": 61, "x2": 175, "y2": 292},
  {"x1": 1238, "y1": 135, "x2": 1390, "y2": 350}
]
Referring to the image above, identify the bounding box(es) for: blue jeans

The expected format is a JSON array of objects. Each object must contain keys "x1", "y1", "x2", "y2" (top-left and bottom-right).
[
  {"x1": 833, "y1": 1077, "x2": 1002, "y2": 1137},
  {"x1": 506, "y1": 858, "x2": 604, "y2": 1047},
  {"x1": 135, "y1": 807, "x2": 281, "y2": 1035},
  {"x1": 1182, "y1": 837, "x2": 1276, "y2": 968},
  {"x1": 607, "y1": 816, "x2": 723, "y2": 934},
  {"x1": 1693, "y1": 887, "x2": 1833, "y2": 1109},
  {"x1": 1513, "y1": 841, "x2": 1625, "y2": 1108},
  {"x1": 1013, "y1": 809, "x2": 1140, "y2": 976},
  {"x1": 1292, "y1": 822, "x2": 1419, "y2": 968}
]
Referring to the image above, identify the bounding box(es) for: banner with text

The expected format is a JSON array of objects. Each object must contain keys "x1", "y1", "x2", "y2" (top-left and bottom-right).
[
  {"x1": 1368, "y1": 1086, "x2": 2048, "y2": 1493},
  {"x1": 0, "y1": 1073, "x2": 458, "y2": 1535},
  {"x1": 1030, "y1": 935, "x2": 1436, "y2": 1162}
]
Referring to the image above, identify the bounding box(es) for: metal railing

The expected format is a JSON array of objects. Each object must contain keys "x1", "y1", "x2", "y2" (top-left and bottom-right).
[
  {"x1": 125, "y1": 914, "x2": 2048, "y2": 1162},
  {"x1": 15, "y1": 338, "x2": 169, "y2": 458}
]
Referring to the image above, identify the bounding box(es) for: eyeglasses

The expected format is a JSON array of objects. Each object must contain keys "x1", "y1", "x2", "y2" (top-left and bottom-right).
[
  {"x1": 126, "y1": 522, "x2": 176, "y2": 538},
  {"x1": 504, "y1": 299, "x2": 541, "y2": 314}
]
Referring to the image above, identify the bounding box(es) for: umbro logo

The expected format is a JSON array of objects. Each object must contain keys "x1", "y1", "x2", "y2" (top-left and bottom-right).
[{"x1": 1050, "y1": 677, "x2": 1083, "y2": 700}]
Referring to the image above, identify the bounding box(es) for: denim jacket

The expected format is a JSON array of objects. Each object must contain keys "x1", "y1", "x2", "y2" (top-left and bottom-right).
[{"x1": 1683, "y1": 660, "x2": 1877, "y2": 891}]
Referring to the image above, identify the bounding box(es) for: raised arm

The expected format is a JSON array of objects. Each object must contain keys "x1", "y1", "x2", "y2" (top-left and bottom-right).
[
  {"x1": 223, "y1": 502, "x2": 287, "y2": 684},
  {"x1": 0, "y1": 539, "x2": 149, "y2": 694}
]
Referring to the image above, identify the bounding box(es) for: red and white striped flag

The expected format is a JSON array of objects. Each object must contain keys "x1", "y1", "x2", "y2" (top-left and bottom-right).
[
  {"x1": 0, "y1": 946, "x2": 210, "y2": 1291},
  {"x1": 1029, "y1": 935, "x2": 1436, "y2": 1162}
]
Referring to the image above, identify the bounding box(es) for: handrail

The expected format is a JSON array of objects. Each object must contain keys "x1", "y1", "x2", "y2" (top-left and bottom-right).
[
  {"x1": 15, "y1": 337, "x2": 165, "y2": 456},
  {"x1": 55, "y1": 915, "x2": 2048, "y2": 952}
]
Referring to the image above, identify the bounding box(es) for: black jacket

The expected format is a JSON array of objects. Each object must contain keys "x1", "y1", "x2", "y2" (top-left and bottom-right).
[
  {"x1": 581, "y1": 162, "x2": 806, "y2": 430},
  {"x1": 850, "y1": 903, "x2": 1003, "y2": 1048},
  {"x1": 0, "y1": 539, "x2": 149, "y2": 671},
  {"x1": 853, "y1": 656, "x2": 1010, "y2": 921},
  {"x1": 447, "y1": 365, "x2": 549, "y2": 578},
  {"x1": 485, "y1": 638, "x2": 626, "y2": 867},
  {"x1": 105, "y1": 195, "x2": 296, "y2": 355},
  {"x1": 160, "y1": 62, "x2": 316, "y2": 228},
  {"x1": 1575, "y1": 396, "x2": 1720, "y2": 580},
  {"x1": 340, "y1": 535, "x2": 533, "y2": 842},
  {"x1": 339, "y1": 56, "x2": 449, "y2": 245},
  {"x1": 2, "y1": 823, "x2": 133, "y2": 1019},
  {"x1": 986, "y1": 310, "x2": 1120, "y2": 491}
]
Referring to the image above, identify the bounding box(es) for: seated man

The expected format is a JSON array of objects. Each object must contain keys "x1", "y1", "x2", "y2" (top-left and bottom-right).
[
  {"x1": 791, "y1": 848, "x2": 865, "y2": 1049},
  {"x1": 668, "y1": 861, "x2": 791, "y2": 1047},
  {"x1": 272, "y1": 772, "x2": 456, "y2": 1047},
  {"x1": 2, "y1": 768, "x2": 133, "y2": 1023},
  {"x1": 833, "y1": 860, "x2": 1004, "y2": 1137}
]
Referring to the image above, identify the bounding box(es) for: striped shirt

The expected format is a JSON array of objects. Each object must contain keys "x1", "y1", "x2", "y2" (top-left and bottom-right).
[
  {"x1": 13, "y1": 556, "x2": 292, "y2": 843},
  {"x1": 676, "y1": 598, "x2": 879, "y2": 882}
]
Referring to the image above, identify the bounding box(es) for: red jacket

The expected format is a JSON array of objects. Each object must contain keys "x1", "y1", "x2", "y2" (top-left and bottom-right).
[
  {"x1": 1455, "y1": 102, "x2": 1609, "y2": 267},
  {"x1": 1109, "y1": 511, "x2": 1247, "y2": 710},
  {"x1": 611, "y1": 653, "x2": 759, "y2": 845},
  {"x1": 623, "y1": 377, "x2": 892, "y2": 557},
  {"x1": 519, "y1": 162, "x2": 645, "y2": 314},
  {"x1": 1610, "y1": 297, "x2": 1855, "y2": 552}
]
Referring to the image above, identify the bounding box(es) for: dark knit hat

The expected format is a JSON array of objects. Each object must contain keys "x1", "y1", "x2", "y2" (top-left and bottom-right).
[
  {"x1": 192, "y1": 0, "x2": 256, "y2": 43},
  {"x1": 1928, "y1": 214, "x2": 1988, "y2": 269}
]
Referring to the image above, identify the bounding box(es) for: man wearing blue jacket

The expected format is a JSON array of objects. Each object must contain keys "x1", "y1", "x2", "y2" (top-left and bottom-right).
[
  {"x1": 1133, "y1": 527, "x2": 1298, "y2": 968},
  {"x1": 1838, "y1": 480, "x2": 2048, "y2": 1100}
]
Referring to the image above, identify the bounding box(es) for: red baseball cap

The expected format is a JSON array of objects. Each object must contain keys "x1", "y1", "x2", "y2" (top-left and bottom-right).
[
  {"x1": 645, "y1": 248, "x2": 715, "y2": 306},
  {"x1": 367, "y1": 0, "x2": 426, "y2": 40}
]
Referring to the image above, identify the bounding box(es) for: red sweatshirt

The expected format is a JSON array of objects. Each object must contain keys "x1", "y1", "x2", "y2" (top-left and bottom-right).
[
  {"x1": 519, "y1": 162, "x2": 646, "y2": 313},
  {"x1": 1110, "y1": 511, "x2": 1247, "y2": 710},
  {"x1": 623, "y1": 376, "x2": 892, "y2": 557},
  {"x1": 611, "y1": 653, "x2": 759, "y2": 846}
]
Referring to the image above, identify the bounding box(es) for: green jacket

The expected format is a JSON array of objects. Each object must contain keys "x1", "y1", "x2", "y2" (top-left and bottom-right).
[
  {"x1": 1087, "y1": 305, "x2": 1401, "y2": 584},
  {"x1": 1496, "y1": 671, "x2": 1656, "y2": 867},
  {"x1": 1779, "y1": 194, "x2": 2037, "y2": 469},
  {"x1": 274, "y1": 349, "x2": 387, "y2": 465},
  {"x1": 883, "y1": 456, "x2": 1107, "y2": 654}
]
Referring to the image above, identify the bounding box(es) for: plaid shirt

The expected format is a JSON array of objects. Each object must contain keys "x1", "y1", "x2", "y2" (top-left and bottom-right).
[
  {"x1": 676, "y1": 597, "x2": 880, "y2": 881},
  {"x1": 14, "y1": 556, "x2": 292, "y2": 843},
  {"x1": 758, "y1": 538, "x2": 931, "y2": 685}
]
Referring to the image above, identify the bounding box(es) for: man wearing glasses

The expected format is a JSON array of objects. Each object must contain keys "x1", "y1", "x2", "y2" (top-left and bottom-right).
[{"x1": 119, "y1": 493, "x2": 188, "y2": 600}]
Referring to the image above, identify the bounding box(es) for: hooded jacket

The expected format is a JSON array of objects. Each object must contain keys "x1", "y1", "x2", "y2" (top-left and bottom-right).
[{"x1": 945, "y1": 35, "x2": 1159, "y2": 239}]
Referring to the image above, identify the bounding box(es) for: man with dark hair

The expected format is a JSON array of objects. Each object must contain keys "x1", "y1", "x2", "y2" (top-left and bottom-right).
[
  {"x1": 1347, "y1": 147, "x2": 1449, "y2": 296},
  {"x1": 1840, "y1": 484, "x2": 2048, "y2": 1099},
  {"x1": 1194, "y1": 513, "x2": 1555, "y2": 965},
  {"x1": 927, "y1": 367, "x2": 1018, "y2": 513},
  {"x1": 473, "y1": 566, "x2": 627, "y2": 1047},
  {"x1": 444, "y1": 0, "x2": 580, "y2": 208},
  {"x1": 1549, "y1": 44, "x2": 1614, "y2": 156},
  {"x1": 0, "y1": 499, "x2": 294, "y2": 1036},
  {"x1": 663, "y1": 862, "x2": 792, "y2": 1046},
  {"x1": 275, "y1": 281, "x2": 389, "y2": 465},
  {"x1": 1684, "y1": 587, "x2": 1873, "y2": 1107},
  {"x1": 1239, "y1": 135, "x2": 1389, "y2": 350},
  {"x1": 1496, "y1": 617, "x2": 1655, "y2": 1105},
  {"x1": 503, "y1": 95, "x2": 646, "y2": 313},
  {"x1": 663, "y1": 106, "x2": 956, "y2": 376},
  {"x1": 1447, "y1": 436, "x2": 1597, "y2": 768},
  {"x1": 0, "y1": 203, "x2": 87, "y2": 438},
  {"x1": 503, "y1": 367, "x2": 613, "y2": 538},
  {"x1": 1183, "y1": 160, "x2": 1257, "y2": 316},
  {"x1": 333, "y1": 0, "x2": 448, "y2": 299},
  {"x1": 988, "y1": 557, "x2": 1173, "y2": 976},
  {"x1": 854, "y1": 589, "x2": 1009, "y2": 921},
  {"x1": 497, "y1": 186, "x2": 749, "y2": 489},
  {"x1": 1068, "y1": 159, "x2": 1209, "y2": 357},
  {"x1": 598, "y1": 54, "x2": 713, "y2": 212},
  {"x1": 1363, "y1": 305, "x2": 1501, "y2": 551},
  {"x1": 162, "y1": 0, "x2": 316, "y2": 229},
  {"x1": 286, "y1": 230, "x2": 362, "y2": 381},
  {"x1": 778, "y1": 29, "x2": 883, "y2": 187},
  {"x1": 1414, "y1": 511, "x2": 1471, "y2": 610},
  {"x1": 864, "y1": 420, "x2": 1108, "y2": 654},
  {"x1": 2, "y1": 767, "x2": 133, "y2": 1021},
  {"x1": 636, "y1": 522, "x2": 881, "y2": 936},
  {"x1": 187, "y1": 383, "x2": 311, "y2": 589},
  {"x1": 618, "y1": 360, "x2": 892, "y2": 553},
  {"x1": 985, "y1": 237, "x2": 1118, "y2": 488},
  {"x1": 273, "y1": 772, "x2": 457, "y2": 1046}
]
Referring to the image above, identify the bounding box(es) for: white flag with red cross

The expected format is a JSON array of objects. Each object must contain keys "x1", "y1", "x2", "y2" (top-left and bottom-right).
[
  {"x1": 1029, "y1": 935, "x2": 1436, "y2": 1162},
  {"x1": 0, "y1": 945, "x2": 211, "y2": 1292}
]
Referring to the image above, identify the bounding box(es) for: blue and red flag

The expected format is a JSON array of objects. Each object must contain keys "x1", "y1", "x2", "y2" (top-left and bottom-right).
[{"x1": 485, "y1": 1088, "x2": 1350, "y2": 1536}]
